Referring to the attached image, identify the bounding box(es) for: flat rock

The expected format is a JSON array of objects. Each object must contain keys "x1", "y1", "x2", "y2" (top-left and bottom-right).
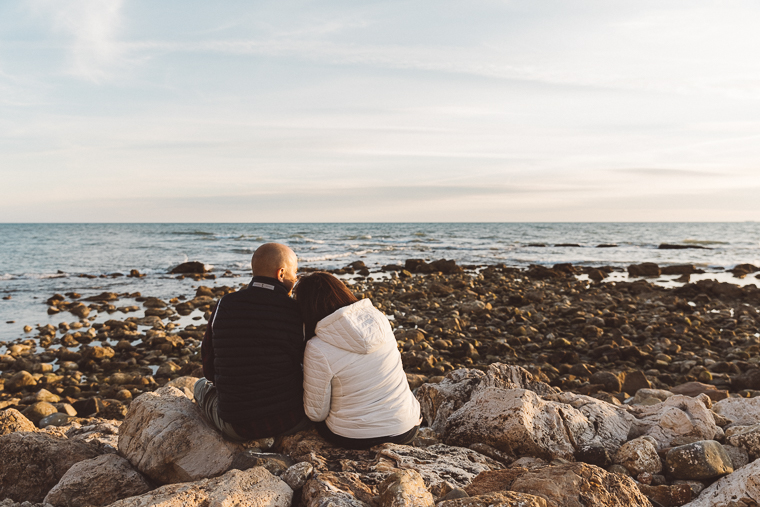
[
  {"x1": 682, "y1": 457, "x2": 760, "y2": 507},
  {"x1": 43, "y1": 454, "x2": 152, "y2": 507},
  {"x1": 0, "y1": 408, "x2": 37, "y2": 436},
  {"x1": 665, "y1": 440, "x2": 733, "y2": 480},
  {"x1": 509, "y1": 462, "x2": 652, "y2": 507},
  {"x1": 106, "y1": 466, "x2": 292, "y2": 507},
  {"x1": 0, "y1": 431, "x2": 101, "y2": 503},
  {"x1": 118, "y1": 386, "x2": 243, "y2": 485},
  {"x1": 628, "y1": 395, "x2": 718, "y2": 449}
]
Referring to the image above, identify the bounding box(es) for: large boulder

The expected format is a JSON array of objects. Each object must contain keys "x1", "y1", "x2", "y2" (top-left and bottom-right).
[
  {"x1": 682, "y1": 458, "x2": 760, "y2": 507},
  {"x1": 0, "y1": 408, "x2": 37, "y2": 436},
  {"x1": 118, "y1": 386, "x2": 243, "y2": 485},
  {"x1": 43, "y1": 454, "x2": 152, "y2": 507},
  {"x1": 0, "y1": 431, "x2": 101, "y2": 503},
  {"x1": 628, "y1": 394, "x2": 718, "y2": 449},
  {"x1": 665, "y1": 440, "x2": 733, "y2": 480},
  {"x1": 443, "y1": 388, "x2": 633, "y2": 461},
  {"x1": 509, "y1": 462, "x2": 653, "y2": 507},
  {"x1": 437, "y1": 491, "x2": 549, "y2": 507},
  {"x1": 105, "y1": 467, "x2": 292, "y2": 507}
]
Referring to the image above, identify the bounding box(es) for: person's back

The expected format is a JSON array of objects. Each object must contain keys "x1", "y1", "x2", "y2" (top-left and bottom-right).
[
  {"x1": 297, "y1": 272, "x2": 421, "y2": 449},
  {"x1": 196, "y1": 243, "x2": 309, "y2": 441}
]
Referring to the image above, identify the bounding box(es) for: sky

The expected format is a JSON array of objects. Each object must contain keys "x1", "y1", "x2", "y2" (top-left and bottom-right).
[{"x1": 1, "y1": 0, "x2": 759, "y2": 222}]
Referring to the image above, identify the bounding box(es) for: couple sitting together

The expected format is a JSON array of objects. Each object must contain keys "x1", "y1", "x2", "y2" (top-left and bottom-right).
[{"x1": 194, "y1": 243, "x2": 421, "y2": 449}]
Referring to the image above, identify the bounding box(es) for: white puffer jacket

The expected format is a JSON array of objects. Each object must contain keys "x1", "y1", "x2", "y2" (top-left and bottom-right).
[{"x1": 303, "y1": 298, "x2": 421, "y2": 439}]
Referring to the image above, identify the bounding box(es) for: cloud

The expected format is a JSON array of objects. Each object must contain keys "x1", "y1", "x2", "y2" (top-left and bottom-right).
[
  {"x1": 27, "y1": 0, "x2": 125, "y2": 81},
  {"x1": 610, "y1": 168, "x2": 723, "y2": 178}
]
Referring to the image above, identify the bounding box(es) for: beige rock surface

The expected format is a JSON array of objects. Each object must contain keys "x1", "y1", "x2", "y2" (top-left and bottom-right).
[
  {"x1": 0, "y1": 408, "x2": 37, "y2": 436},
  {"x1": 118, "y1": 386, "x2": 243, "y2": 485},
  {"x1": 713, "y1": 396, "x2": 760, "y2": 427},
  {"x1": 43, "y1": 454, "x2": 152, "y2": 507},
  {"x1": 510, "y1": 462, "x2": 653, "y2": 507},
  {"x1": 436, "y1": 491, "x2": 549, "y2": 507},
  {"x1": 613, "y1": 437, "x2": 662, "y2": 475},
  {"x1": 0, "y1": 431, "x2": 101, "y2": 503},
  {"x1": 725, "y1": 423, "x2": 760, "y2": 461},
  {"x1": 377, "y1": 469, "x2": 434, "y2": 507},
  {"x1": 105, "y1": 467, "x2": 292, "y2": 507},
  {"x1": 629, "y1": 394, "x2": 718, "y2": 449}
]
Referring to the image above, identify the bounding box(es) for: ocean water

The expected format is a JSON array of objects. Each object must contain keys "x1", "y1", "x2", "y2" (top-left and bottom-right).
[{"x1": 1, "y1": 222, "x2": 759, "y2": 342}]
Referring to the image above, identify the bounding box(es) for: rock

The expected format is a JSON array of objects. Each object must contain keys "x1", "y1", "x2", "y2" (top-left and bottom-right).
[
  {"x1": 681, "y1": 457, "x2": 760, "y2": 507},
  {"x1": 436, "y1": 491, "x2": 549, "y2": 507},
  {"x1": 661, "y1": 265, "x2": 699, "y2": 275},
  {"x1": 118, "y1": 386, "x2": 243, "y2": 485},
  {"x1": 670, "y1": 382, "x2": 728, "y2": 402},
  {"x1": 438, "y1": 488, "x2": 469, "y2": 501},
  {"x1": 166, "y1": 376, "x2": 200, "y2": 400},
  {"x1": 0, "y1": 431, "x2": 101, "y2": 502},
  {"x1": 377, "y1": 469, "x2": 434, "y2": 507},
  {"x1": 106, "y1": 467, "x2": 292, "y2": 507},
  {"x1": 658, "y1": 244, "x2": 707, "y2": 250},
  {"x1": 443, "y1": 388, "x2": 634, "y2": 461},
  {"x1": 302, "y1": 472, "x2": 374, "y2": 507},
  {"x1": 65, "y1": 421, "x2": 121, "y2": 454},
  {"x1": 21, "y1": 388, "x2": 60, "y2": 404},
  {"x1": 169, "y1": 261, "x2": 207, "y2": 274},
  {"x1": 5, "y1": 371, "x2": 37, "y2": 392},
  {"x1": 417, "y1": 368, "x2": 486, "y2": 433},
  {"x1": 725, "y1": 424, "x2": 760, "y2": 460},
  {"x1": 665, "y1": 440, "x2": 733, "y2": 480},
  {"x1": 281, "y1": 462, "x2": 314, "y2": 491},
  {"x1": 632, "y1": 388, "x2": 674, "y2": 405},
  {"x1": 510, "y1": 462, "x2": 652, "y2": 507},
  {"x1": 731, "y1": 368, "x2": 760, "y2": 391},
  {"x1": 43, "y1": 454, "x2": 152, "y2": 507},
  {"x1": 628, "y1": 395, "x2": 718, "y2": 450},
  {"x1": 628, "y1": 263, "x2": 661, "y2": 278},
  {"x1": 613, "y1": 437, "x2": 662, "y2": 475},
  {"x1": 721, "y1": 444, "x2": 749, "y2": 470},
  {"x1": 0, "y1": 409, "x2": 37, "y2": 436},
  {"x1": 575, "y1": 446, "x2": 613, "y2": 468},
  {"x1": 589, "y1": 371, "x2": 621, "y2": 393},
  {"x1": 621, "y1": 370, "x2": 651, "y2": 395},
  {"x1": 713, "y1": 396, "x2": 760, "y2": 426},
  {"x1": 377, "y1": 444, "x2": 503, "y2": 497},
  {"x1": 230, "y1": 451, "x2": 295, "y2": 476},
  {"x1": 463, "y1": 468, "x2": 529, "y2": 496},
  {"x1": 407, "y1": 373, "x2": 428, "y2": 390},
  {"x1": 39, "y1": 413, "x2": 71, "y2": 428},
  {"x1": 636, "y1": 483, "x2": 693, "y2": 507},
  {"x1": 22, "y1": 402, "x2": 58, "y2": 425}
]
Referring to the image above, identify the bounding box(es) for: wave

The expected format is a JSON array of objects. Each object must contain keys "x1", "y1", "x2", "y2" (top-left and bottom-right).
[
  {"x1": 170, "y1": 231, "x2": 215, "y2": 236},
  {"x1": 682, "y1": 239, "x2": 729, "y2": 245},
  {"x1": 298, "y1": 252, "x2": 354, "y2": 263},
  {"x1": 231, "y1": 248, "x2": 255, "y2": 254}
]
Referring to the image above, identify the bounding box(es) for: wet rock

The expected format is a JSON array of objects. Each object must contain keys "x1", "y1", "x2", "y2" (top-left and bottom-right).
[
  {"x1": 621, "y1": 370, "x2": 651, "y2": 395},
  {"x1": 377, "y1": 469, "x2": 434, "y2": 507},
  {"x1": 613, "y1": 437, "x2": 662, "y2": 475},
  {"x1": 39, "y1": 413, "x2": 71, "y2": 428},
  {"x1": 510, "y1": 462, "x2": 652, "y2": 507},
  {"x1": 22, "y1": 402, "x2": 58, "y2": 425},
  {"x1": 682, "y1": 457, "x2": 760, "y2": 507},
  {"x1": 118, "y1": 386, "x2": 243, "y2": 484},
  {"x1": 106, "y1": 467, "x2": 292, "y2": 507},
  {"x1": 628, "y1": 263, "x2": 661, "y2": 278},
  {"x1": 628, "y1": 395, "x2": 718, "y2": 449},
  {"x1": 5, "y1": 371, "x2": 37, "y2": 392},
  {"x1": 169, "y1": 261, "x2": 207, "y2": 274},
  {"x1": 0, "y1": 431, "x2": 101, "y2": 503},
  {"x1": 665, "y1": 440, "x2": 733, "y2": 480},
  {"x1": 43, "y1": 454, "x2": 152, "y2": 507},
  {"x1": 0, "y1": 409, "x2": 37, "y2": 436}
]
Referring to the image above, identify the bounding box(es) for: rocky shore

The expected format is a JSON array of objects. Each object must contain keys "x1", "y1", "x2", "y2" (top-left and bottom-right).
[{"x1": 2, "y1": 259, "x2": 760, "y2": 506}]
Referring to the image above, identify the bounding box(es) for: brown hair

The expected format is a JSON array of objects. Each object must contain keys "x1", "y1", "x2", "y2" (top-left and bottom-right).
[{"x1": 295, "y1": 272, "x2": 359, "y2": 339}]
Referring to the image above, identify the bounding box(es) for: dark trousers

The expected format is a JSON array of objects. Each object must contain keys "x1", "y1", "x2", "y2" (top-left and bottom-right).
[{"x1": 314, "y1": 421, "x2": 419, "y2": 450}]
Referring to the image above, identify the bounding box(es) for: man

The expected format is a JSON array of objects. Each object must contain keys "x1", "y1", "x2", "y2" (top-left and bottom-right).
[{"x1": 194, "y1": 243, "x2": 309, "y2": 441}]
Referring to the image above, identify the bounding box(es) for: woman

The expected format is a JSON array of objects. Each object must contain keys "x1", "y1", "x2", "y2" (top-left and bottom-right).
[{"x1": 296, "y1": 272, "x2": 421, "y2": 449}]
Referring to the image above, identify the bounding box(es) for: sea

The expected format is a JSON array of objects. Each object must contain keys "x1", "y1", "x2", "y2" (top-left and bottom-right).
[{"x1": 1, "y1": 222, "x2": 759, "y2": 343}]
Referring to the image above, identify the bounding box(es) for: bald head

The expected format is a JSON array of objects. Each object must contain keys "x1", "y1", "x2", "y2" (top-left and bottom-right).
[{"x1": 251, "y1": 243, "x2": 298, "y2": 292}]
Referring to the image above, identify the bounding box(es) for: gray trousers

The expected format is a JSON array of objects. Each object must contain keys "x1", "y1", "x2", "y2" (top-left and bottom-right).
[{"x1": 193, "y1": 377, "x2": 311, "y2": 442}]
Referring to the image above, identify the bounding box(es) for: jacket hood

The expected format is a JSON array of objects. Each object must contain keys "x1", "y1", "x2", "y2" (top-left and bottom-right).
[{"x1": 315, "y1": 299, "x2": 390, "y2": 354}]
